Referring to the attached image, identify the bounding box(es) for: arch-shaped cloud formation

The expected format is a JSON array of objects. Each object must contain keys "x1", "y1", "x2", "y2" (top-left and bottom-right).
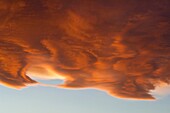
[{"x1": 0, "y1": 0, "x2": 170, "y2": 100}]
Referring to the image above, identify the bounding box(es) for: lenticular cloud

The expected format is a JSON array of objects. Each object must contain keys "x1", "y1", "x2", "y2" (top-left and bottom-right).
[{"x1": 0, "y1": 0, "x2": 170, "y2": 100}]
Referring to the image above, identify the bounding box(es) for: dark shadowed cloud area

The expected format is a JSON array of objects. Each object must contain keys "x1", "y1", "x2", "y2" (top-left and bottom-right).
[{"x1": 0, "y1": 0, "x2": 170, "y2": 100}]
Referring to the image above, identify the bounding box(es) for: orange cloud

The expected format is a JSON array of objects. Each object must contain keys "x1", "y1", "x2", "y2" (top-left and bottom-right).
[{"x1": 0, "y1": 0, "x2": 170, "y2": 100}]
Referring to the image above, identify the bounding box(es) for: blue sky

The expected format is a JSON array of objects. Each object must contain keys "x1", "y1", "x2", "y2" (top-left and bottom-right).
[{"x1": 1, "y1": 80, "x2": 170, "y2": 113}]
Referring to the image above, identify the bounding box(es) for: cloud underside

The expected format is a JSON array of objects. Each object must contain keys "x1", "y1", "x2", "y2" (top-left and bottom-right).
[{"x1": 0, "y1": 0, "x2": 170, "y2": 100}]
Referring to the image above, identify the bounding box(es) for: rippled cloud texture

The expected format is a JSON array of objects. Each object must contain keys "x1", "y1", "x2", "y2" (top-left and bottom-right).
[{"x1": 0, "y1": 0, "x2": 170, "y2": 100}]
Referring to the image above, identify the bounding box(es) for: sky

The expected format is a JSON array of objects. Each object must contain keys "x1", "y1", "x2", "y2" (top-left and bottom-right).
[
  {"x1": 1, "y1": 80, "x2": 170, "y2": 113},
  {"x1": 0, "y1": 0, "x2": 170, "y2": 113},
  {"x1": 1, "y1": 82, "x2": 170, "y2": 113}
]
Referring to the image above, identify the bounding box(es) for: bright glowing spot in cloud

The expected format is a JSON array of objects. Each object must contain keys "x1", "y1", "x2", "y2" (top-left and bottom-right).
[{"x1": 27, "y1": 65, "x2": 65, "y2": 80}]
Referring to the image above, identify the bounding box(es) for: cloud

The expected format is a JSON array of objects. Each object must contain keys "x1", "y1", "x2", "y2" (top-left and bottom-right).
[
  {"x1": 0, "y1": 0, "x2": 170, "y2": 100},
  {"x1": 151, "y1": 83, "x2": 170, "y2": 98}
]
